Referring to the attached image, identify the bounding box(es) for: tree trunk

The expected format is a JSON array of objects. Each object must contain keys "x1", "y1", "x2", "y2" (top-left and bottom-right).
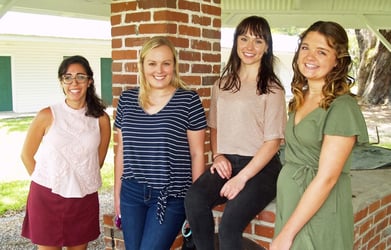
[
  {"x1": 355, "y1": 29, "x2": 391, "y2": 105},
  {"x1": 364, "y1": 30, "x2": 391, "y2": 105},
  {"x1": 355, "y1": 29, "x2": 377, "y2": 97}
]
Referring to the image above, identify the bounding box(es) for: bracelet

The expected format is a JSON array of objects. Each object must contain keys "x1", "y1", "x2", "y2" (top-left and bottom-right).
[{"x1": 213, "y1": 154, "x2": 223, "y2": 161}]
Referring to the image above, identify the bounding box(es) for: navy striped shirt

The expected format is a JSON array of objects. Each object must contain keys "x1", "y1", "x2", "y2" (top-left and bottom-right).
[{"x1": 115, "y1": 87, "x2": 206, "y2": 197}]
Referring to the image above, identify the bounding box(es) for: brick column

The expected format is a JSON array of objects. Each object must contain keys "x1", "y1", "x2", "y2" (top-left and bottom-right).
[
  {"x1": 111, "y1": 0, "x2": 222, "y2": 162},
  {"x1": 106, "y1": 1, "x2": 221, "y2": 249}
]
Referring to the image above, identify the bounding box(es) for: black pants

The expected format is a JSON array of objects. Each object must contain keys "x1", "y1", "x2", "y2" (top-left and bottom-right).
[{"x1": 184, "y1": 154, "x2": 281, "y2": 250}]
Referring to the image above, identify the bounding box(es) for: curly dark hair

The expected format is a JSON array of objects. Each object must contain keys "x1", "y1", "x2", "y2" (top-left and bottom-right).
[{"x1": 58, "y1": 55, "x2": 107, "y2": 118}]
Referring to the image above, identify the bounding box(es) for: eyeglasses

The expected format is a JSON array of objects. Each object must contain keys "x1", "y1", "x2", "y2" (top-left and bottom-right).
[{"x1": 61, "y1": 73, "x2": 89, "y2": 85}]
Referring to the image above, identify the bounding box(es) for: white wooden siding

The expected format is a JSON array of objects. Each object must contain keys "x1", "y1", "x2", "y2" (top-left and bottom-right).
[{"x1": 0, "y1": 35, "x2": 110, "y2": 113}]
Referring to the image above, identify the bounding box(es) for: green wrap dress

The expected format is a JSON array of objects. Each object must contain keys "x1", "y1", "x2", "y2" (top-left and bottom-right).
[{"x1": 274, "y1": 94, "x2": 369, "y2": 250}]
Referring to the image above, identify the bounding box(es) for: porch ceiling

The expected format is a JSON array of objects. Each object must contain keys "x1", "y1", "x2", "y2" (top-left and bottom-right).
[
  {"x1": 222, "y1": 0, "x2": 391, "y2": 29},
  {"x1": 0, "y1": 0, "x2": 111, "y2": 21},
  {"x1": 0, "y1": 0, "x2": 390, "y2": 29}
]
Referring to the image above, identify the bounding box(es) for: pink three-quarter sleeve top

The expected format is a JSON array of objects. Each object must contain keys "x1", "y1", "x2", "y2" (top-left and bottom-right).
[{"x1": 208, "y1": 81, "x2": 287, "y2": 156}]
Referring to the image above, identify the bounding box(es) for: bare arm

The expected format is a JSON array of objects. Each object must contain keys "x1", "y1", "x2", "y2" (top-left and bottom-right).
[
  {"x1": 235, "y1": 139, "x2": 281, "y2": 182},
  {"x1": 209, "y1": 126, "x2": 233, "y2": 178},
  {"x1": 217, "y1": 138, "x2": 281, "y2": 200},
  {"x1": 210, "y1": 127, "x2": 218, "y2": 159},
  {"x1": 210, "y1": 123, "x2": 282, "y2": 200},
  {"x1": 187, "y1": 128, "x2": 206, "y2": 182},
  {"x1": 98, "y1": 112, "x2": 111, "y2": 168},
  {"x1": 270, "y1": 135, "x2": 356, "y2": 250},
  {"x1": 20, "y1": 107, "x2": 52, "y2": 176},
  {"x1": 114, "y1": 127, "x2": 123, "y2": 216}
]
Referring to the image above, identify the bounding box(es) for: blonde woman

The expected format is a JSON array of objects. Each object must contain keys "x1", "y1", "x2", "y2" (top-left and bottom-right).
[{"x1": 114, "y1": 36, "x2": 207, "y2": 250}]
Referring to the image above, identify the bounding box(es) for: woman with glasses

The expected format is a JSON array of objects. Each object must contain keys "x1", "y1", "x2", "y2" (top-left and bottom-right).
[{"x1": 21, "y1": 55, "x2": 111, "y2": 250}]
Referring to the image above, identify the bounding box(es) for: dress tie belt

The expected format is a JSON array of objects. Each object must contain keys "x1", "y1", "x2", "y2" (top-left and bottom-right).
[{"x1": 292, "y1": 165, "x2": 317, "y2": 193}]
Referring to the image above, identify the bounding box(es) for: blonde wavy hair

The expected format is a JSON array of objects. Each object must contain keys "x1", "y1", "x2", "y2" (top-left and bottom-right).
[
  {"x1": 138, "y1": 36, "x2": 188, "y2": 109},
  {"x1": 289, "y1": 21, "x2": 354, "y2": 112}
]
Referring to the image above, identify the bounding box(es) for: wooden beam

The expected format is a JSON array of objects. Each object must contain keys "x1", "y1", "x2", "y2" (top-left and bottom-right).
[
  {"x1": 0, "y1": 0, "x2": 18, "y2": 19},
  {"x1": 362, "y1": 15, "x2": 391, "y2": 52}
]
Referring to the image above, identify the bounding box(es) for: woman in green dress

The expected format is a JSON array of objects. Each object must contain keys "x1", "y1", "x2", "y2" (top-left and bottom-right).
[{"x1": 271, "y1": 21, "x2": 369, "y2": 250}]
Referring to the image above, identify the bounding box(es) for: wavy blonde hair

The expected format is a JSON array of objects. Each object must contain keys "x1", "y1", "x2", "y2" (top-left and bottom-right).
[
  {"x1": 138, "y1": 36, "x2": 188, "y2": 109},
  {"x1": 289, "y1": 21, "x2": 354, "y2": 112}
]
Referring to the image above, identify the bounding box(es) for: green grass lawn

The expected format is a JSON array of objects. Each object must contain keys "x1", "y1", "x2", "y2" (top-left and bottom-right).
[
  {"x1": 380, "y1": 142, "x2": 391, "y2": 149},
  {"x1": 0, "y1": 116, "x2": 114, "y2": 216},
  {"x1": 0, "y1": 163, "x2": 114, "y2": 216},
  {"x1": 0, "y1": 116, "x2": 34, "y2": 132}
]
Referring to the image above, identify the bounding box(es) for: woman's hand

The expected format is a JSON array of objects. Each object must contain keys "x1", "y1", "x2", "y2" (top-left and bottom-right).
[
  {"x1": 210, "y1": 155, "x2": 247, "y2": 200},
  {"x1": 270, "y1": 231, "x2": 293, "y2": 250},
  {"x1": 220, "y1": 175, "x2": 247, "y2": 200},
  {"x1": 210, "y1": 155, "x2": 232, "y2": 179}
]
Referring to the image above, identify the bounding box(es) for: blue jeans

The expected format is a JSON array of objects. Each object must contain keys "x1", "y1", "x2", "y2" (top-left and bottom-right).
[
  {"x1": 120, "y1": 178, "x2": 186, "y2": 250},
  {"x1": 184, "y1": 154, "x2": 281, "y2": 250}
]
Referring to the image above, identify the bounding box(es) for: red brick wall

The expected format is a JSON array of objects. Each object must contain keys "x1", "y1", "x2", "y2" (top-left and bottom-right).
[
  {"x1": 103, "y1": 193, "x2": 391, "y2": 250},
  {"x1": 111, "y1": 0, "x2": 222, "y2": 162},
  {"x1": 353, "y1": 194, "x2": 391, "y2": 250},
  {"x1": 210, "y1": 194, "x2": 391, "y2": 250}
]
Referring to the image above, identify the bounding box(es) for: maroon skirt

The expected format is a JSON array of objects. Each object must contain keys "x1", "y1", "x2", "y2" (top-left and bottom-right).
[{"x1": 21, "y1": 181, "x2": 100, "y2": 246}]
